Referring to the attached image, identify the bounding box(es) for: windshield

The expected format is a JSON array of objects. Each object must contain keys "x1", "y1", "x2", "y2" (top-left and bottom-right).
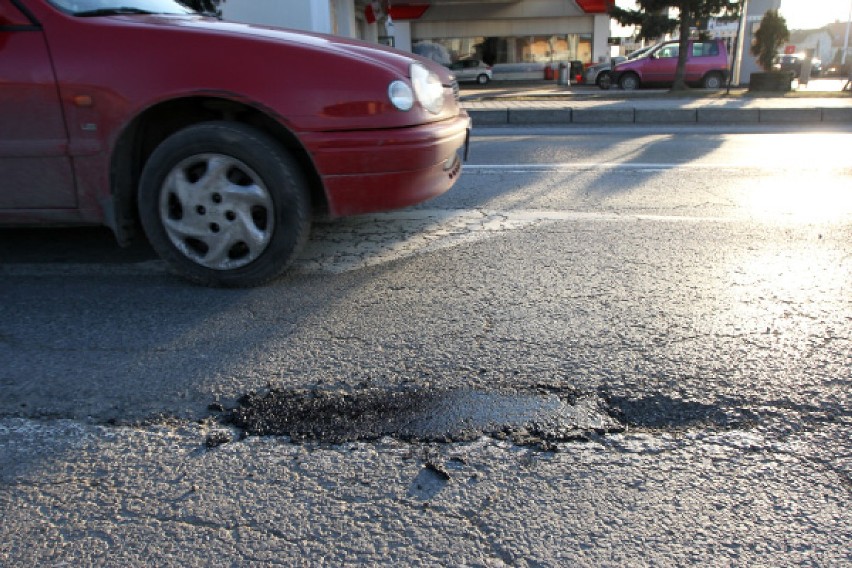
[
  {"x1": 48, "y1": 0, "x2": 194, "y2": 16},
  {"x1": 628, "y1": 44, "x2": 660, "y2": 60}
]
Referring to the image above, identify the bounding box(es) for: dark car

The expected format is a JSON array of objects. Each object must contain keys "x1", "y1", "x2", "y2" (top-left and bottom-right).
[
  {"x1": 0, "y1": 0, "x2": 471, "y2": 287},
  {"x1": 773, "y1": 54, "x2": 822, "y2": 78}
]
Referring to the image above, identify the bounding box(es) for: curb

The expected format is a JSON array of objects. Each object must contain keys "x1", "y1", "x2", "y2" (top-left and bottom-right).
[{"x1": 467, "y1": 106, "x2": 852, "y2": 126}]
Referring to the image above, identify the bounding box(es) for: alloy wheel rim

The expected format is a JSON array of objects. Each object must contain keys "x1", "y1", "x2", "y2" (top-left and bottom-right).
[{"x1": 158, "y1": 153, "x2": 275, "y2": 271}]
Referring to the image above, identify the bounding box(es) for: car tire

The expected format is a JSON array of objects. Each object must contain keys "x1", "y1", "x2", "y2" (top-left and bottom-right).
[
  {"x1": 619, "y1": 73, "x2": 639, "y2": 90},
  {"x1": 138, "y1": 121, "x2": 311, "y2": 287},
  {"x1": 702, "y1": 72, "x2": 724, "y2": 89},
  {"x1": 596, "y1": 71, "x2": 612, "y2": 90},
  {"x1": 476, "y1": 73, "x2": 490, "y2": 85}
]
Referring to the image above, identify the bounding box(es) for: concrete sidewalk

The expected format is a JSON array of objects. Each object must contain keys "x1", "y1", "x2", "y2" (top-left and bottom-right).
[{"x1": 461, "y1": 82, "x2": 852, "y2": 126}]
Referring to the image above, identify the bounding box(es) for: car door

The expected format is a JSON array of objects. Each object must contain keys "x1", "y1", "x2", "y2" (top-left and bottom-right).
[
  {"x1": 0, "y1": 0, "x2": 75, "y2": 209},
  {"x1": 449, "y1": 61, "x2": 468, "y2": 81},
  {"x1": 686, "y1": 41, "x2": 718, "y2": 83},
  {"x1": 643, "y1": 43, "x2": 679, "y2": 84},
  {"x1": 463, "y1": 60, "x2": 480, "y2": 80}
]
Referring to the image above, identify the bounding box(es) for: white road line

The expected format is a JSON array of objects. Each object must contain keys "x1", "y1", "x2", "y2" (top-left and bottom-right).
[
  {"x1": 465, "y1": 163, "x2": 852, "y2": 172},
  {"x1": 468, "y1": 163, "x2": 716, "y2": 170}
]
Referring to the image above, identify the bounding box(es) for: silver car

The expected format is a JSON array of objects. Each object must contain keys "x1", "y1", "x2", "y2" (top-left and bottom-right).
[
  {"x1": 447, "y1": 59, "x2": 493, "y2": 85},
  {"x1": 583, "y1": 56, "x2": 626, "y2": 87}
]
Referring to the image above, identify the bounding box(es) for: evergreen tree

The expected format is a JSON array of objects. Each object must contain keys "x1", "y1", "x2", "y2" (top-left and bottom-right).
[
  {"x1": 750, "y1": 9, "x2": 789, "y2": 71},
  {"x1": 609, "y1": 0, "x2": 739, "y2": 90},
  {"x1": 179, "y1": 0, "x2": 223, "y2": 17}
]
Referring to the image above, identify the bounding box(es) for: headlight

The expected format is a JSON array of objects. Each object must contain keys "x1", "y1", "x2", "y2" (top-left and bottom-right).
[
  {"x1": 388, "y1": 80, "x2": 414, "y2": 111},
  {"x1": 409, "y1": 62, "x2": 444, "y2": 114}
]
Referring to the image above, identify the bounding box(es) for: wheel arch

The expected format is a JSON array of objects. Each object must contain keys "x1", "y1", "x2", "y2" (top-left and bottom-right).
[
  {"x1": 109, "y1": 96, "x2": 327, "y2": 245},
  {"x1": 619, "y1": 71, "x2": 641, "y2": 89},
  {"x1": 701, "y1": 70, "x2": 727, "y2": 87}
]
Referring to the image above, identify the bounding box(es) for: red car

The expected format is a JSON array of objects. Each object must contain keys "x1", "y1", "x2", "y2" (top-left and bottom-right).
[
  {"x1": 1, "y1": 0, "x2": 470, "y2": 286},
  {"x1": 610, "y1": 39, "x2": 729, "y2": 90}
]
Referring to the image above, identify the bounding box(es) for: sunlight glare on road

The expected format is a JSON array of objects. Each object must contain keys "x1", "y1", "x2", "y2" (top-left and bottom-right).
[
  {"x1": 745, "y1": 174, "x2": 852, "y2": 223},
  {"x1": 716, "y1": 243, "x2": 850, "y2": 358},
  {"x1": 726, "y1": 133, "x2": 852, "y2": 223}
]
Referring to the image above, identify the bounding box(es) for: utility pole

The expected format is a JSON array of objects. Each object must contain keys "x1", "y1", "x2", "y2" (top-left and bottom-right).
[
  {"x1": 844, "y1": 0, "x2": 852, "y2": 90},
  {"x1": 732, "y1": 0, "x2": 749, "y2": 85},
  {"x1": 843, "y1": 0, "x2": 851, "y2": 65}
]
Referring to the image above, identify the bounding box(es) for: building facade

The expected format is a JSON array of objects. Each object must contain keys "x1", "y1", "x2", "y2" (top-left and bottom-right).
[
  {"x1": 221, "y1": 0, "x2": 614, "y2": 76},
  {"x1": 220, "y1": 0, "x2": 791, "y2": 85},
  {"x1": 728, "y1": 0, "x2": 782, "y2": 83}
]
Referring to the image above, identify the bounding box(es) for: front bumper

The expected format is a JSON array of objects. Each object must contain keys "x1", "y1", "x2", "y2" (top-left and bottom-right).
[
  {"x1": 300, "y1": 112, "x2": 472, "y2": 218},
  {"x1": 584, "y1": 67, "x2": 605, "y2": 84}
]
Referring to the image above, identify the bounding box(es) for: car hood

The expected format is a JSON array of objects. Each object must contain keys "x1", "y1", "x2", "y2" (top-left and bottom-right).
[
  {"x1": 54, "y1": 12, "x2": 463, "y2": 131},
  {"x1": 613, "y1": 59, "x2": 640, "y2": 71},
  {"x1": 121, "y1": 15, "x2": 454, "y2": 83}
]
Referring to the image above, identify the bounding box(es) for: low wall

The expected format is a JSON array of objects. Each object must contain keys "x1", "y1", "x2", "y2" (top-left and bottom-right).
[{"x1": 492, "y1": 63, "x2": 547, "y2": 81}]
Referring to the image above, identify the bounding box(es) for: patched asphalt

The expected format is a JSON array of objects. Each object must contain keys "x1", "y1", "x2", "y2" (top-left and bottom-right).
[
  {"x1": 223, "y1": 386, "x2": 620, "y2": 447},
  {"x1": 216, "y1": 384, "x2": 852, "y2": 451}
]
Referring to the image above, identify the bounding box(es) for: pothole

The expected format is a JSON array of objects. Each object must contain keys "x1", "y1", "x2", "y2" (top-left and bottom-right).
[
  {"x1": 222, "y1": 387, "x2": 624, "y2": 447},
  {"x1": 210, "y1": 387, "x2": 847, "y2": 455}
]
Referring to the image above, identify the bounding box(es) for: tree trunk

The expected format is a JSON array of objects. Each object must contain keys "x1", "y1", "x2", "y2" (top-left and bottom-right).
[{"x1": 671, "y1": 8, "x2": 692, "y2": 91}]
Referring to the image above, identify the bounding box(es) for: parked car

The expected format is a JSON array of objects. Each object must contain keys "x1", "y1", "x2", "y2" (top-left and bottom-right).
[
  {"x1": 0, "y1": 0, "x2": 471, "y2": 287},
  {"x1": 583, "y1": 56, "x2": 626, "y2": 88},
  {"x1": 773, "y1": 53, "x2": 822, "y2": 78},
  {"x1": 625, "y1": 45, "x2": 657, "y2": 60},
  {"x1": 446, "y1": 59, "x2": 493, "y2": 85},
  {"x1": 585, "y1": 45, "x2": 656, "y2": 89},
  {"x1": 610, "y1": 39, "x2": 729, "y2": 90}
]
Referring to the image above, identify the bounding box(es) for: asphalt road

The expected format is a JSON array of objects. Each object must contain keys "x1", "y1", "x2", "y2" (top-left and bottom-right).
[{"x1": 1, "y1": 125, "x2": 850, "y2": 566}]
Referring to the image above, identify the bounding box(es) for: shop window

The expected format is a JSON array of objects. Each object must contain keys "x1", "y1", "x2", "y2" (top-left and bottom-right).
[{"x1": 414, "y1": 34, "x2": 593, "y2": 66}]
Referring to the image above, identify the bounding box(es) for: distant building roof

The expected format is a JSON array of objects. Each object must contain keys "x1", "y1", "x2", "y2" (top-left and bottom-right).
[
  {"x1": 790, "y1": 23, "x2": 850, "y2": 47},
  {"x1": 824, "y1": 22, "x2": 851, "y2": 44}
]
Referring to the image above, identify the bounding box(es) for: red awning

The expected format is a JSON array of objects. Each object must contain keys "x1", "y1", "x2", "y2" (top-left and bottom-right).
[
  {"x1": 389, "y1": 4, "x2": 430, "y2": 20},
  {"x1": 575, "y1": 0, "x2": 613, "y2": 13},
  {"x1": 365, "y1": 4, "x2": 378, "y2": 23}
]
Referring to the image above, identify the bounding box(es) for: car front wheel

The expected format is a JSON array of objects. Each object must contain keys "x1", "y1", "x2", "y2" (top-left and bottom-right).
[
  {"x1": 702, "y1": 72, "x2": 724, "y2": 89},
  {"x1": 476, "y1": 73, "x2": 490, "y2": 85},
  {"x1": 597, "y1": 71, "x2": 612, "y2": 90},
  {"x1": 619, "y1": 73, "x2": 639, "y2": 90},
  {"x1": 138, "y1": 121, "x2": 311, "y2": 287}
]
